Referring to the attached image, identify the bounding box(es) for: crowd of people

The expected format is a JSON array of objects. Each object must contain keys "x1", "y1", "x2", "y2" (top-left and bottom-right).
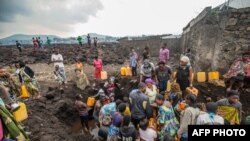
[
  {"x1": 71, "y1": 44, "x2": 249, "y2": 141},
  {"x1": 76, "y1": 34, "x2": 99, "y2": 47},
  {"x1": 16, "y1": 34, "x2": 98, "y2": 54},
  {"x1": 0, "y1": 42, "x2": 250, "y2": 141}
]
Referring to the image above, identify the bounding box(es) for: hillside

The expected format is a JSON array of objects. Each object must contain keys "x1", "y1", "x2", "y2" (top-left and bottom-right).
[{"x1": 0, "y1": 33, "x2": 119, "y2": 45}]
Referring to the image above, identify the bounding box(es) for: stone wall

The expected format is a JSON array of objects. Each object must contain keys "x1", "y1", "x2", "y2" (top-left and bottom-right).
[
  {"x1": 119, "y1": 37, "x2": 181, "y2": 58},
  {"x1": 181, "y1": 7, "x2": 250, "y2": 74}
]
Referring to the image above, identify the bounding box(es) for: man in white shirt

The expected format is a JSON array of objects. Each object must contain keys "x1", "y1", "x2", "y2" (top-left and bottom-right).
[{"x1": 51, "y1": 49, "x2": 66, "y2": 83}]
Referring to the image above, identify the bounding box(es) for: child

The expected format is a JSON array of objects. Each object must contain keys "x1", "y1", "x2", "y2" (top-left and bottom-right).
[
  {"x1": 54, "y1": 65, "x2": 65, "y2": 92},
  {"x1": 104, "y1": 77, "x2": 115, "y2": 100},
  {"x1": 74, "y1": 95, "x2": 89, "y2": 133},
  {"x1": 139, "y1": 118, "x2": 157, "y2": 141}
]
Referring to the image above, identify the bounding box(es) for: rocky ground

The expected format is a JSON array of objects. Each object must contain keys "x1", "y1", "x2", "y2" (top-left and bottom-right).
[
  {"x1": 0, "y1": 44, "x2": 250, "y2": 141},
  {"x1": 0, "y1": 43, "x2": 127, "y2": 66}
]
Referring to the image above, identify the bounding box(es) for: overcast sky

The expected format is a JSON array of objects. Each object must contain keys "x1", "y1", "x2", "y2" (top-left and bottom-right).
[{"x1": 0, "y1": 0, "x2": 226, "y2": 38}]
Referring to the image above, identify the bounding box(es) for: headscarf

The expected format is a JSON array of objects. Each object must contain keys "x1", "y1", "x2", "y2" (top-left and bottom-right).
[
  {"x1": 180, "y1": 56, "x2": 190, "y2": 65},
  {"x1": 145, "y1": 78, "x2": 154, "y2": 85},
  {"x1": 180, "y1": 56, "x2": 189, "y2": 62}
]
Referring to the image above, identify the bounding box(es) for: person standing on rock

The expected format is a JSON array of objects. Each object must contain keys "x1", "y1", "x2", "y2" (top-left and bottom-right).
[
  {"x1": 155, "y1": 61, "x2": 172, "y2": 93},
  {"x1": 38, "y1": 37, "x2": 43, "y2": 49},
  {"x1": 129, "y1": 48, "x2": 138, "y2": 76},
  {"x1": 93, "y1": 56, "x2": 103, "y2": 79},
  {"x1": 46, "y1": 37, "x2": 52, "y2": 47},
  {"x1": 140, "y1": 59, "x2": 155, "y2": 82},
  {"x1": 159, "y1": 43, "x2": 169, "y2": 63},
  {"x1": 94, "y1": 37, "x2": 98, "y2": 47},
  {"x1": 77, "y1": 36, "x2": 83, "y2": 46},
  {"x1": 74, "y1": 94, "x2": 90, "y2": 133},
  {"x1": 17, "y1": 61, "x2": 41, "y2": 99},
  {"x1": 32, "y1": 37, "x2": 38, "y2": 48},
  {"x1": 51, "y1": 49, "x2": 67, "y2": 83},
  {"x1": 87, "y1": 34, "x2": 91, "y2": 47},
  {"x1": 173, "y1": 56, "x2": 193, "y2": 98},
  {"x1": 142, "y1": 46, "x2": 150, "y2": 61},
  {"x1": 16, "y1": 41, "x2": 22, "y2": 53},
  {"x1": 54, "y1": 65, "x2": 65, "y2": 91}
]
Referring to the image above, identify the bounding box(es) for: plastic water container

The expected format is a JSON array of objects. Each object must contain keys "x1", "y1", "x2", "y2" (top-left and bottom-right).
[
  {"x1": 186, "y1": 87, "x2": 199, "y2": 95},
  {"x1": 87, "y1": 97, "x2": 96, "y2": 107},
  {"x1": 208, "y1": 71, "x2": 219, "y2": 81},
  {"x1": 120, "y1": 67, "x2": 126, "y2": 76},
  {"x1": 101, "y1": 71, "x2": 108, "y2": 80},
  {"x1": 19, "y1": 85, "x2": 30, "y2": 98},
  {"x1": 125, "y1": 67, "x2": 132, "y2": 76},
  {"x1": 166, "y1": 81, "x2": 171, "y2": 92},
  {"x1": 197, "y1": 72, "x2": 206, "y2": 82},
  {"x1": 12, "y1": 102, "x2": 28, "y2": 122}
]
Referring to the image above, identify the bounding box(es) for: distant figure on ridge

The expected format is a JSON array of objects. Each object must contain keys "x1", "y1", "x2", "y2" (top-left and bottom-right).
[
  {"x1": 77, "y1": 36, "x2": 83, "y2": 46},
  {"x1": 129, "y1": 47, "x2": 138, "y2": 76},
  {"x1": 94, "y1": 37, "x2": 98, "y2": 47},
  {"x1": 51, "y1": 48, "x2": 67, "y2": 83},
  {"x1": 16, "y1": 40, "x2": 22, "y2": 53},
  {"x1": 87, "y1": 34, "x2": 91, "y2": 47},
  {"x1": 47, "y1": 37, "x2": 52, "y2": 47},
  {"x1": 32, "y1": 37, "x2": 38, "y2": 48},
  {"x1": 38, "y1": 37, "x2": 43, "y2": 49}
]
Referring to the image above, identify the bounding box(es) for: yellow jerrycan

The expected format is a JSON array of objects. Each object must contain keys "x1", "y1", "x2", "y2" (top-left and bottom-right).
[
  {"x1": 208, "y1": 71, "x2": 219, "y2": 81},
  {"x1": 101, "y1": 71, "x2": 108, "y2": 80},
  {"x1": 19, "y1": 84, "x2": 30, "y2": 98},
  {"x1": 12, "y1": 102, "x2": 28, "y2": 122},
  {"x1": 120, "y1": 67, "x2": 126, "y2": 76},
  {"x1": 197, "y1": 72, "x2": 206, "y2": 82},
  {"x1": 125, "y1": 67, "x2": 132, "y2": 76}
]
